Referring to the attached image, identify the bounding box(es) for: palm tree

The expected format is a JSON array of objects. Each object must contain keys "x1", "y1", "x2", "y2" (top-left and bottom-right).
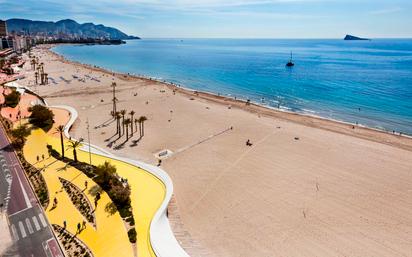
[
  {"x1": 67, "y1": 138, "x2": 83, "y2": 162},
  {"x1": 129, "y1": 111, "x2": 135, "y2": 136},
  {"x1": 120, "y1": 109, "x2": 126, "y2": 136},
  {"x1": 124, "y1": 118, "x2": 131, "y2": 140},
  {"x1": 138, "y1": 116, "x2": 148, "y2": 137},
  {"x1": 30, "y1": 59, "x2": 35, "y2": 70},
  {"x1": 55, "y1": 125, "x2": 65, "y2": 158},
  {"x1": 111, "y1": 97, "x2": 118, "y2": 117},
  {"x1": 115, "y1": 112, "x2": 121, "y2": 135},
  {"x1": 134, "y1": 118, "x2": 138, "y2": 133},
  {"x1": 111, "y1": 82, "x2": 117, "y2": 115}
]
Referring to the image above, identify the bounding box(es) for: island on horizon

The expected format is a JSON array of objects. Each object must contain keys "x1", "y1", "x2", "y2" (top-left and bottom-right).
[{"x1": 344, "y1": 34, "x2": 370, "y2": 40}]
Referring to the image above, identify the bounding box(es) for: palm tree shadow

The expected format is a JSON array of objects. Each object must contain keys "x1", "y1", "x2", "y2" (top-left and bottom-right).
[
  {"x1": 113, "y1": 143, "x2": 125, "y2": 150},
  {"x1": 104, "y1": 133, "x2": 118, "y2": 142},
  {"x1": 56, "y1": 164, "x2": 68, "y2": 172},
  {"x1": 129, "y1": 139, "x2": 140, "y2": 147},
  {"x1": 94, "y1": 118, "x2": 115, "y2": 129},
  {"x1": 106, "y1": 140, "x2": 116, "y2": 148},
  {"x1": 0, "y1": 144, "x2": 15, "y2": 152}
]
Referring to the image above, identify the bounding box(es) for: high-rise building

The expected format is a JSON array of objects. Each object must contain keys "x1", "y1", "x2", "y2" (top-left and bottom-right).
[{"x1": 0, "y1": 20, "x2": 7, "y2": 37}]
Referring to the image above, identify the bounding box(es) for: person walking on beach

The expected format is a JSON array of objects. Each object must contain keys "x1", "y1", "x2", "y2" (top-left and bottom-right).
[
  {"x1": 63, "y1": 220, "x2": 66, "y2": 229},
  {"x1": 77, "y1": 222, "x2": 81, "y2": 233},
  {"x1": 94, "y1": 192, "x2": 101, "y2": 207},
  {"x1": 246, "y1": 139, "x2": 253, "y2": 146},
  {"x1": 82, "y1": 220, "x2": 86, "y2": 230}
]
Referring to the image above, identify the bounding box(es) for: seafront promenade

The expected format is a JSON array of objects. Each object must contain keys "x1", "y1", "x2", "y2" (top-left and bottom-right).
[{"x1": 0, "y1": 79, "x2": 189, "y2": 256}]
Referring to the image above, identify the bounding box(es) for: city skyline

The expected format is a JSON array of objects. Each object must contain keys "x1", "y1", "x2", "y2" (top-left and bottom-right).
[{"x1": 0, "y1": 0, "x2": 411, "y2": 38}]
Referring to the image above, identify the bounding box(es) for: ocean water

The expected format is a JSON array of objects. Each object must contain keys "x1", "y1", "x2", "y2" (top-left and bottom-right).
[{"x1": 53, "y1": 39, "x2": 412, "y2": 135}]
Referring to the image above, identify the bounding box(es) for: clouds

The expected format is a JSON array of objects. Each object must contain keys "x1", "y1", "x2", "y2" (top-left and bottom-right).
[
  {"x1": 1, "y1": 0, "x2": 411, "y2": 38},
  {"x1": 370, "y1": 7, "x2": 402, "y2": 15}
]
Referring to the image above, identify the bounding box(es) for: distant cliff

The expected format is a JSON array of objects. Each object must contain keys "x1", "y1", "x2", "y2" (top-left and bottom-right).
[
  {"x1": 344, "y1": 35, "x2": 370, "y2": 41},
  {"x1": 6, "y1": 18, "x2": 140, "y2": 40}
]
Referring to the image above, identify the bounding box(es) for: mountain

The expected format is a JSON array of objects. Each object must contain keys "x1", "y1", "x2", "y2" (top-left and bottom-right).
[
  {"x1": 6, "y1": 18, "x2": 140, "y2": 40},
  {"x1": 344, "y1": 35, "x2": 370, "y2": 41}
]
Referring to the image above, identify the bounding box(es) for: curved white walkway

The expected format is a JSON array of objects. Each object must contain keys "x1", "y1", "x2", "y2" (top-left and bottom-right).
[{"x1": 47, "y1": 104, "x2": 190, "y2": 257}]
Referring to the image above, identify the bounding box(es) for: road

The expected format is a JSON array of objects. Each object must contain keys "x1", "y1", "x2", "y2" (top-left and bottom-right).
[{"x1": 0, "y1": 124, "x2": 64, "y2": 257}]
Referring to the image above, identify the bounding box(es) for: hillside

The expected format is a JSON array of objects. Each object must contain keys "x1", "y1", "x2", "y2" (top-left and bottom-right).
[{"x1": 6, "y1": 18, "x2": 140, "y2": 40}]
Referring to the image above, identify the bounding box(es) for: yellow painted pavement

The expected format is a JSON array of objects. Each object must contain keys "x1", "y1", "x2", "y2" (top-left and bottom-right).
[{"x1": 23, "y1": 128, "x2": 165, "y2": 257}]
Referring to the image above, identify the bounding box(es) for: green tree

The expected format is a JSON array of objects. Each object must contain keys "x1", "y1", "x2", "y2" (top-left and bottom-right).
[
  {"x1": 4, "y1": 89, "x2": 21, "y2": 108},
  {"x1": 110, "y1": 183, "x2": 131, "y2": 208},
  {"x1": 28, "y1": 105, "x2": 55, "y2": 131},
  {"x1": 11, "y1": 124, "x2": 31, "y2": 149},
  {"x1": 95, "y1": 161, "x2": 117, "y2": 186}
]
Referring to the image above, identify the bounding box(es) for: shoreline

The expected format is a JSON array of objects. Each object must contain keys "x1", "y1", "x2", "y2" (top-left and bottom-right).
[{"x1": 46, "y1": 44, "x2": 412, "y2": 152}]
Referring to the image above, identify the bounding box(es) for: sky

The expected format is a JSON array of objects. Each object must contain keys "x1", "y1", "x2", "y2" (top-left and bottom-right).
[{"x1": 0, "y1": 0, "x2": 411, "y2": 38}]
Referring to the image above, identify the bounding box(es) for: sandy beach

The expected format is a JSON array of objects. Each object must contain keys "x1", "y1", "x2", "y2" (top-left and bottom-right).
[{"x1": 18, "y1": 44, "x2": 412, "y2": 257}]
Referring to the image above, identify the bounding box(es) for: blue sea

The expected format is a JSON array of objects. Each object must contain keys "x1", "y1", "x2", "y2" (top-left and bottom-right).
[{"x1": 53, "y1": 39, "x2": 412, "y2": 135}]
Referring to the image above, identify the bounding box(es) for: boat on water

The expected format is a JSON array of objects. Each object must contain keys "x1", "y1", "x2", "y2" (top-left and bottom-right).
[{"x1": 286, "y1": 52, "x2": 294, "y2": 67}]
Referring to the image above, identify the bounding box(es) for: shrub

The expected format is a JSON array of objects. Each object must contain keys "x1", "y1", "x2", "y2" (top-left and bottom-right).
[
  {"x1": 118, "y1": 206, "x2": 132, "y2": 218},
  {"x1": 128, "y1": 228, "x2": 137, "y2": 243},
  {"x1": 28, "y1": 105, "x2": 55, "y2": 131},
  {"x1": 11, "y1": 124, "x2": 31, "y2": 148},
  {"x1": 126, "y1": 216, "x2": 135, "y2": 226},
  {"x1": 109, "y1": 183, "x2": 131, "y2": 207},
  {"x1": 4, "y1": 89, "x2": 21, "y2": 108}
]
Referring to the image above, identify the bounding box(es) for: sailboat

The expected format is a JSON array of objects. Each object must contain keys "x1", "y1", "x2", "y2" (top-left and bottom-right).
[{"x1": 286, "y1": 51, "x2": 294, "y2": 67}]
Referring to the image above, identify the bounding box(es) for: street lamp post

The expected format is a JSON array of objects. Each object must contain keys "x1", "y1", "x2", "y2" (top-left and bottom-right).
[{"x1": 86, "y1": 118, "x2": 92, "y2": 165}]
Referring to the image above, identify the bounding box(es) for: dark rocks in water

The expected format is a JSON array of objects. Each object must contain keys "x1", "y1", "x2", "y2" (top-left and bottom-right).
[{"x1": 344, "y1": 35, "x2": 370, "y2": 41}]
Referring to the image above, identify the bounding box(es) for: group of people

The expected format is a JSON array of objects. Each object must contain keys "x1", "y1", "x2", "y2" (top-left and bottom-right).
[{"x1": 62, "y1": 220, "x2": 87, "y2": 234}]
